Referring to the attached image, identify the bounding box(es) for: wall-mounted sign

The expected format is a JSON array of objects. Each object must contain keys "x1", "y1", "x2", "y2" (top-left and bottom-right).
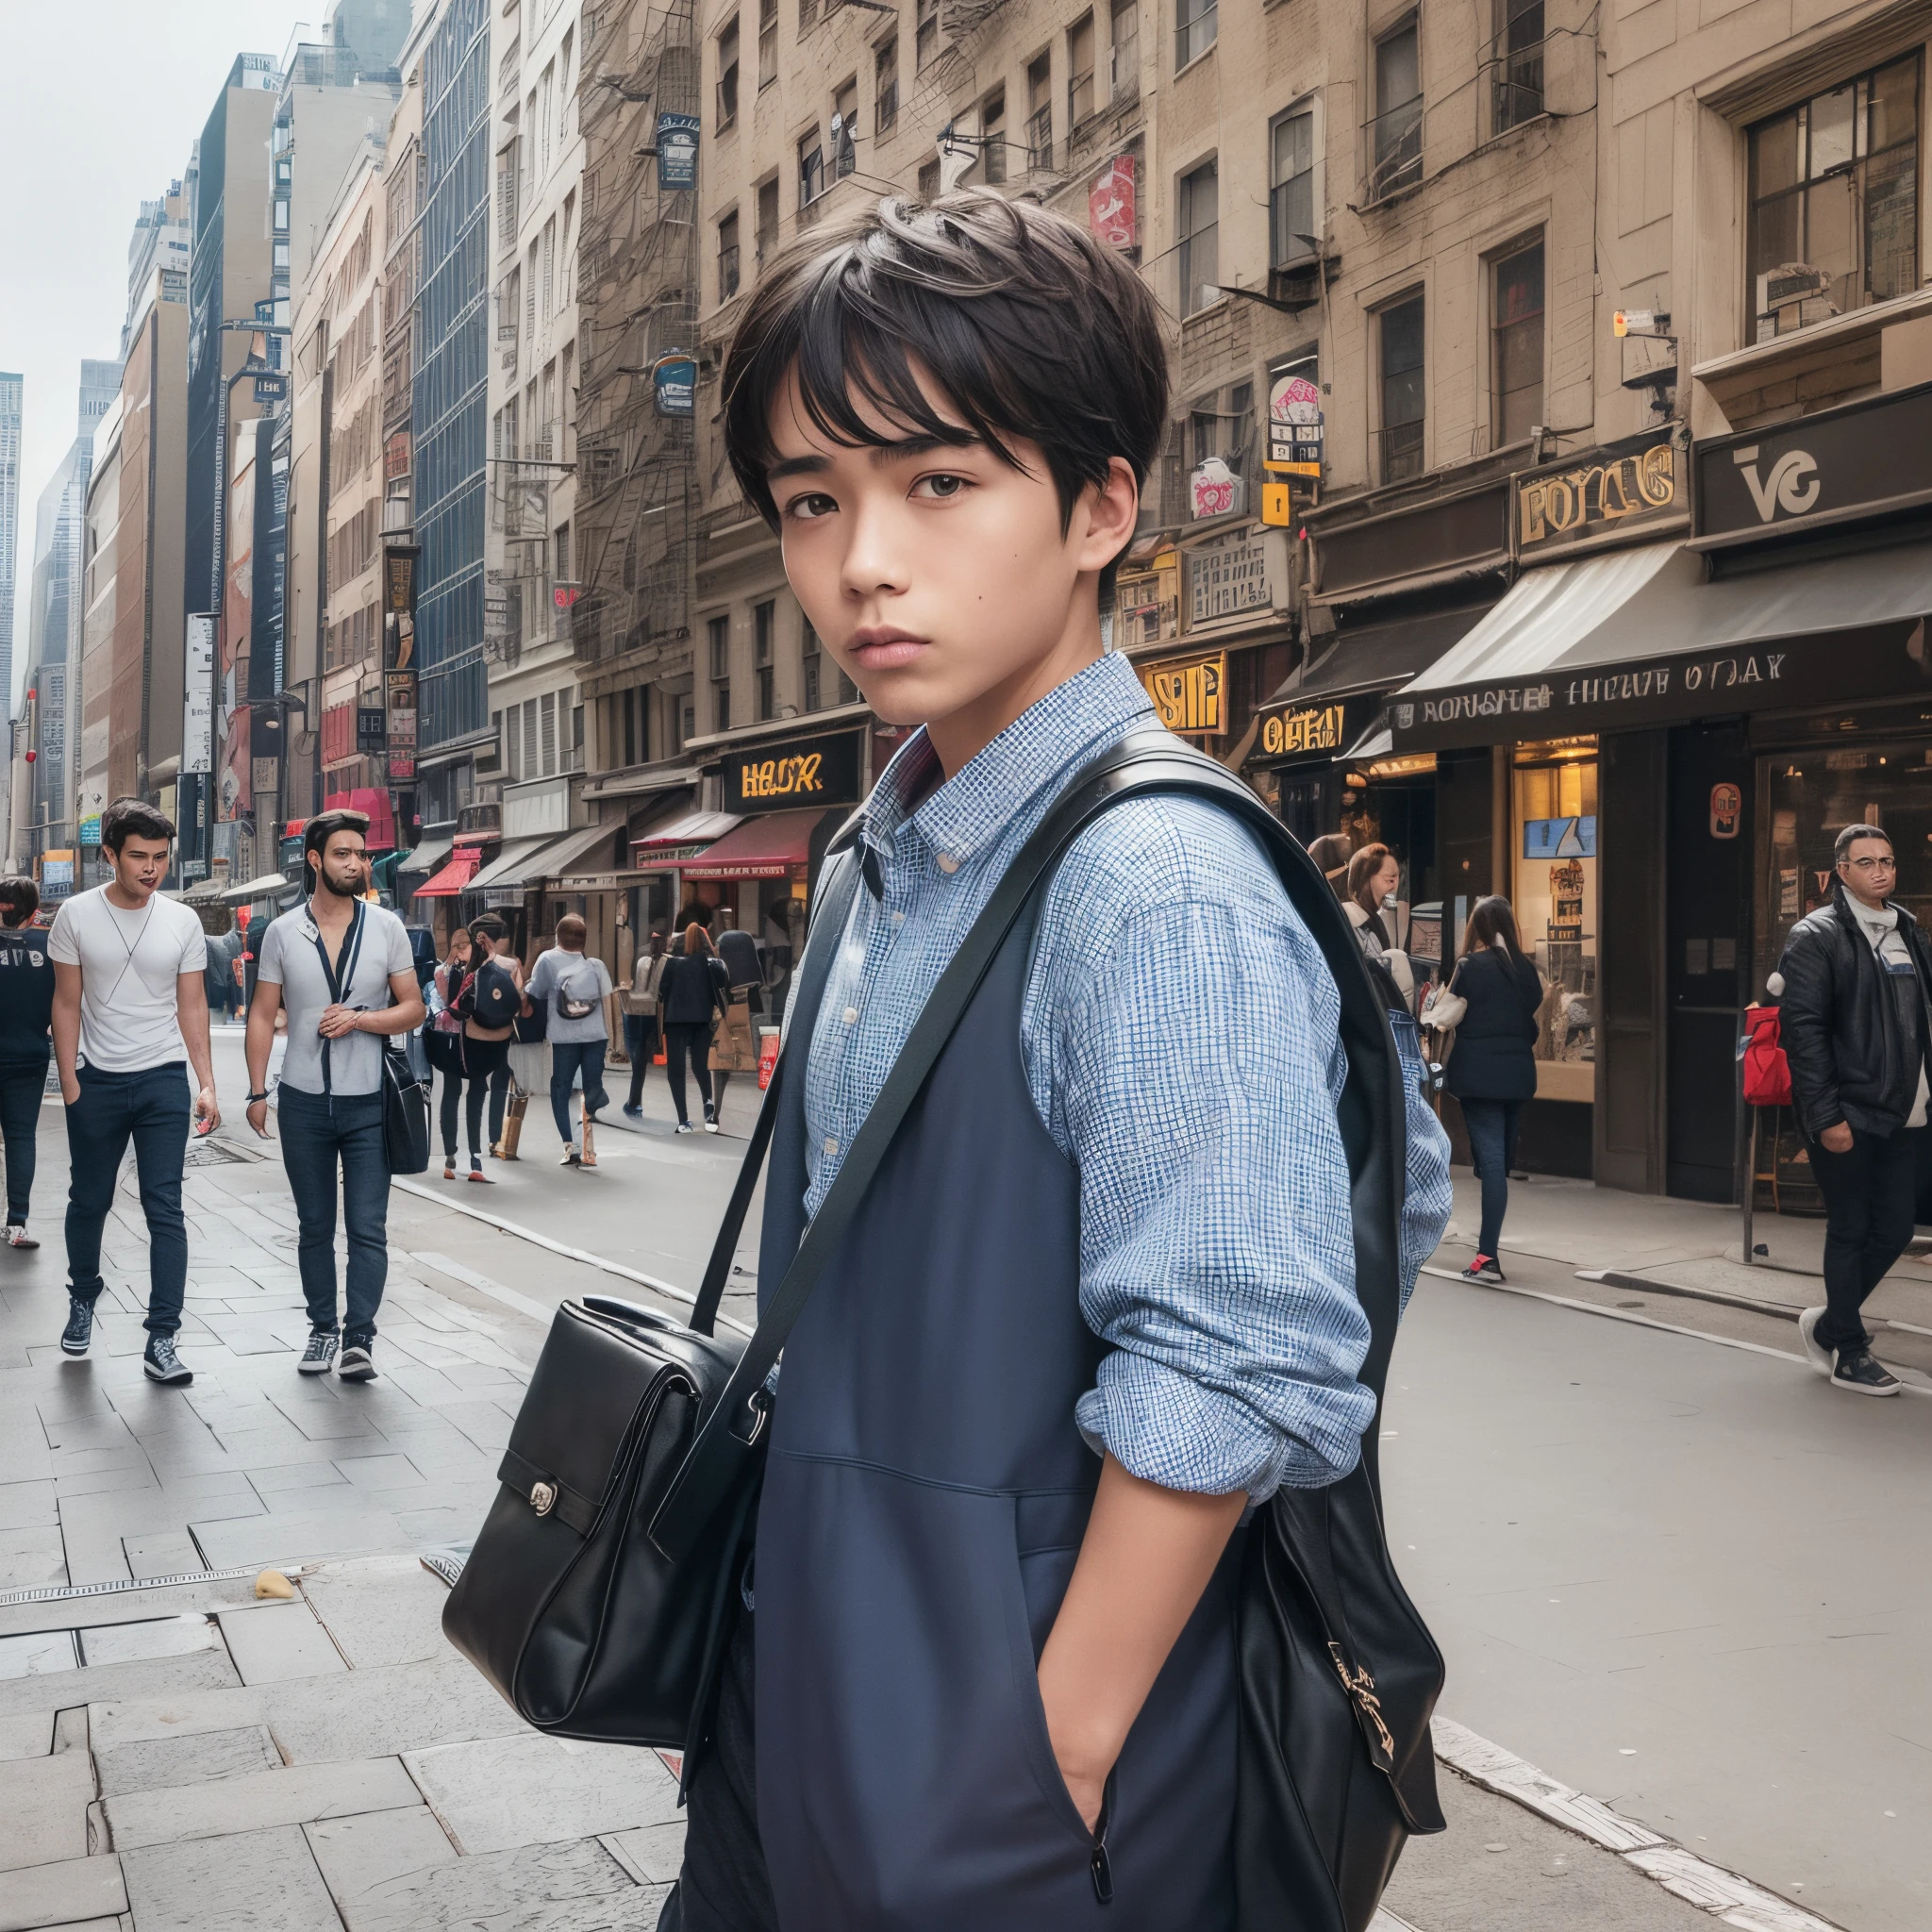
[
  {"x1": 1189, "y1": 457, "x2": 1245, "y2": 522},
  {"x1": 657, "y1": 111, "x2": 700, "y2": 191},
  {"x1": 722, "y1": 730, "x2": 861, "y2": 814},
  {"x1": 553, "y1": 581, "x2": 582, "y2": 610},
  {"x1": 1089, "y1": 154, "x2": 1136, "y2": 249},
  {"x1": 253, "y1": 373, "x2": 287, "y2": 403},
  {"x1": 387, "y1": 673, "x2": 417, "y2": 780},
  {"x1": 1186, "y1": 525, "x2": 1275, "y2": 631},
  {"x1": 78, "y1": 816, "x2": 102, "y2": 846},
  {"x1": 385, "y1": 430, "x2": 411, "y2": 480},
  {"x1": 1114, "y1": 544, "x2": 1179, "y2": 649},
  {"x1": 357, "y1": 707, "x2": 387, "y2": 753},
  {"x1": 1516, "y1": 431, "x2": 1679, "y2": 555},
  {"x1": 1710, "y1": 782, "x2": 1741, "y2": 839},
  {"x1": 654, "y1": 354, "x2": 697, "y2": 417},
  {"x1": 1266, "y1": 374, "x2": 1324, "y2": 474},
  {"x1": 384, "y1": 546, "x2": 419, "y2": 673},
  {"x1": 1259, "y1": 702, "x2": 1348, "y2": 758},
  {"x1": 1140, "y1": 651, "x2": 1226, "y2": 734},
  {"x1": 182, "y1": 614, "x2": 216, "y2": 775}
]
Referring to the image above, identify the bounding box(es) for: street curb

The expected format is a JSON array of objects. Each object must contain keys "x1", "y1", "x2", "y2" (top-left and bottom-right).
[
  {"x1": 1578, "y1": 1267, "x2": 1932, "y2": 1344},
  {"x1": 1434, "y1": 1718, "x2": 1845, "y2": 1930}
]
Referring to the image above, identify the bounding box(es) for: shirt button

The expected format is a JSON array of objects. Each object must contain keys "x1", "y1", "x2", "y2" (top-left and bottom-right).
[
  {"x1": 937, "y1": 852, "x2": 959, "y2": 874},
  {"x1": 823, "y1": 1137, "x2": 839, "y2": 1158},
  {"x1": 891, "y1": 910, "x2": 905, "y2": 925},
  {"x1": 841, "y1": 1006, "x2": 858, "y2": 1024}
]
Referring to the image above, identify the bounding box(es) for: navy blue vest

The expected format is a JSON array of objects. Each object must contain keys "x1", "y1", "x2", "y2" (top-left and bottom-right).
[{"x1": 754, "y1": 860, "x2": 1238, "y2": 1929}]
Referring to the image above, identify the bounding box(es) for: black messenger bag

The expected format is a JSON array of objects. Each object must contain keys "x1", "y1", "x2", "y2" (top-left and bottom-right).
[{"x1": 440, "y1": 732, "x2": 1444, "y2": 1930}]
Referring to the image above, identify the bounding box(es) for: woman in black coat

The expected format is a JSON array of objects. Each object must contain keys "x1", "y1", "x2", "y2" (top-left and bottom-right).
[
  {"x1": 1441, "y1": 896, "x2": 1543, "y2": 1282},
  {"x1": 658, "y1": 923, "x2": 731, "y2": 1133}
]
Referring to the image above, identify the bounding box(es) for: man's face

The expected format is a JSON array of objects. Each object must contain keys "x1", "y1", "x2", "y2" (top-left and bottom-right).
[
  {"x1": 313, "y1": 832, "x2": 370, "y2": 899},
  {"x1": 765, "y1": 362, "x2": 1136, "y2": 756},
  {"x1": 109, "y1": 834, "x2": 172, "y2": 900},
  {"x1": 1839, "y1": 836, "x2": 1897, "y2": 908}
]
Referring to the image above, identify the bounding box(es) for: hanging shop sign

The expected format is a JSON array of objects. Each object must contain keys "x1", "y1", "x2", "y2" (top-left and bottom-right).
[
  {"x1": 182, "y1": 613, "x2": 215, "y2": 775},
  {"x1": 387, "y1": 673, "x2": 418, "y2": 781},
  {"x1": 357, "y1": 707, "x2": 387, "y2": 753},
  {"x1": 654, "y1": 354, "x2": 697, "y2": 417},
  {"x1": 1089, "y1": 154, "x2": 1137, "y2": 249},
  {"x1": 657, "y1": 112, "x2": 701, "y2": 191},
  {"x1": 1307, "y1": 480, "x2": 1510, "y2": 604},
  {"x1": 1516, "y1": 429, "x2": 1681, "y2": 558},
  {"x1": 1710, "y1": 782, "x2": 1741, "y2": 839},
  {"x1": 78, "y1": 816, "x2": 102, "y2": 846},
  {"x1": 1139, "y1": 650, "x2": 1226, "y2": 734},
  {"x1": 1258, "y1": 701, "x2": 1349, "y2": 759},
  {"x1": 1114, "y1": 543, "x2": 1179, "y2": 649},
  {"x1": 383, "y1": 546, "x2": 419, "y2": 674},
  {"x1": 722, "y1": 730, "x2": 861, "y2": 814},
  {"x1": 1186, "y1": 524, "x2": 1275, "y2": 631},
  {"x1": 1189, "y1": 457, "x2": 1246, "y2": 522},
  {"x1": 1266, "y1": 374, "x2": 1324, "y2": 474}
]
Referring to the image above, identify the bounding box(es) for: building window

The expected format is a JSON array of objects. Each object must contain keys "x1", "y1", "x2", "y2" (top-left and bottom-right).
[
  {"x1": 1177, "y1": 158, "x2": 1219, "y2": 317},
  {"x1": 981, "y1": 90, "x2": 1008, "y2": 184},
  {"x1": 757, "y1": 178, "x2": 780, "y2": 262},
  {"x1": 1379, "y1": 292, "x2": 1425, "y2": 483},
  {"x1": 709, "y1": 615, "x2": 732, "y2": 731},
  {"x1": 1176, "y1": 0, "x2": 1215, "y2": 70},
  {"x1": 1270, "y1": 103, "x2": 1316, "y2": 266},
  {"x1": 802, "y1": 618, "x2": 822, "y2": 711},
  {"x1": 1492, "y1": 238, "x2": 1544, "y2": 448},
  {"x1": 916, "y1": 0, "x2": 940, "y2": 71},
  {"x1": 756, "y1": 599, "x2": 776, "y2": 720},
  {"x1": 759, "y1": 0, "x2": 778, "y2": 89},
  {"x1": 918, "y1": 158, "x2": 941, "y2": 200},
  {"x1": 1068, "y1": 16, "x2": 1095, "y2": 128},
  {"x1": 718, "y1": 17, "x2": 741, "y2": 127},
  {"x1": 834, "y1": 79, "x2": 858, "y2": 177},
  {"x1": 1748, "y1": 56, "x2": 1920, "y2": 341},
  {"x1": 799, "y1": 129, "x2": 824, "y2": 208},
  {"x1": 800, "y1": 0, "x2": 818, "y2": 31},
  {"x1": 1111, "y1": 0, "x2": 1139, "y2": 101},
  {"x1": 541, "y1": 691, "x2": 558, "y2": 776},
  {"x1": 1372, "y1": 20, "x2": 1424, "y2": 200},
  {"x1": 1491, "y1": 0, "x2": 1544, "y2": 134},
  {"x1": 1026, "y1": 54, "x2": 1053, "y2": 170},
  {"x1": 719, "y1": 209, "x2": 741, "y2": 300},
  {"x1": 875, "y1": 36, "x2": 898, "y2": 136},
  {"x1": 274, "y1": 240, "x2": 291, "y2": 272},
  {"x1": 555, "y1": 520, "x2": 572, "y2": 585}
]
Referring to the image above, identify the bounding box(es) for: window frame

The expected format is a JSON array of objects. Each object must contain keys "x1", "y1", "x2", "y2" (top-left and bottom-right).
[
  {"x1": 1377, "y1": 290, "x2": 1426, "y2": 485},
  {"x1": 1370, "y1": 16, "x2": 1424, "y2": 203},
  {"x1": 1069, "y1": 14, "x2": 1096, "y2": 130},
  {"x1": 1490, "y1": 234, "x2": 1546, "y2": 450},
  {"x1": 717, "y1": 17, "x2": 741, "y2": 128},
  {"x1": 875, "y1": 34, "x2": 899, "y2": 137},
  {"x1": 1175, "y1": 0, "x2": 1217, "y2": 71},
  {"x1": 1177, "y1": 156, "x2": 1220, "y2": 318},
  {"x1": 1269, "y1": 97, "x2": 1319, "y2": 268},
  {"x1": 718, "y1": 208, "x2": 741, "y2": 302}
]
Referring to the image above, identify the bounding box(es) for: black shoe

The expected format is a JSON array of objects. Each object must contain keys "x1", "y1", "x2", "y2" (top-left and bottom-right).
[
  {"x1": 298, "y1": 1329, "x2": 340, "y2": 1374},
  {"x1": 337, "y1": 1340, "x2": 376, "y2": 1382},
  {"x1": 60, "y1": 1296, "x2": 93, "y2": 1357},
  {"x1": 1461, "y1": 1255, "x2": 1505, "y2": 1285},
  {"x1": 1831, "y1": 1347, "x2": 1902, "y2": 1396},
  {"x1": 142, "y1": 1334, "x2": 193, "y2": 1385}
]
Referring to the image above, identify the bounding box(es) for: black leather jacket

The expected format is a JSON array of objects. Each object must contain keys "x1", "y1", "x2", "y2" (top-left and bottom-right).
[{"x1": 1775, "y1": 889, "x2": 1932, "y2": 1138}]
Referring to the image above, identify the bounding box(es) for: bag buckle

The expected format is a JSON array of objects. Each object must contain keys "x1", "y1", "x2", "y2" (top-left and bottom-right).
[
  {"x1": 1327, "y1": 1641, "x2": 1396, "y2": 1766},
  {"x1": 529, "y1": 1481, "x2": 558, "y2": 1516},
  {"x1": 733, "y1": 1389, "x2": 772, "y2": 1449}
]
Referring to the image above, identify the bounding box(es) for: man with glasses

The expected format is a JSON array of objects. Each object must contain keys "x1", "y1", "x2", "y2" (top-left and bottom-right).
[{"x1": 1777, "y1": 822, "x2": 1929, "y2": 1396}]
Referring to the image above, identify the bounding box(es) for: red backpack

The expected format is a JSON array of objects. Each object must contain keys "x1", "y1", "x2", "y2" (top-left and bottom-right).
[{"x1": 1741, "y1": 1004, "x2": 1792, "y2": 1108}]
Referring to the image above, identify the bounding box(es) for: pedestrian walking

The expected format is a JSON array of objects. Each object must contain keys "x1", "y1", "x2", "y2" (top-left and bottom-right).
[
  {"x1": 242, "y1": 810, "x2": 424, "y2": 1380},
  {"x1": 48, "y1": 798, "x2": 217, "y2": 1385},
  {"x1": 653, "y1": 189, "x2": 1453, "y2": 1932},
  {"x1": 708, "y1": 923, "x2": 764, "y2": 1115},
  {"x1": 1344, "y1": 842, "x2": 1416, "y2": 1013},
  {"x1": 1777, "y1": 822, "x2": 1929, "y2": 1397},
  {"x1": 622, "y1": 928, "x2": 669, "y2": 1116},
  {"x1": 525, "y1": 912, "x2": 616, "y2": 1167},
  {"x1": 658, "y1": 923, "x2": 727, "y2": 1135},
  {"x1": 0, "y1": 876, "x2": 53, "y2": 1249},
  {"x1": 204, "y1": 924, "x2": 242, "y2": 1024},
  {"x1": 453, "y1": 913, "x2": 522, "y2": 1182},
  {"x1": 427, "y1": 926, "x2": 474, "y2": 1177},
  {"x1": 1441, "y1": 896, "x2": 1542, "y2": 1287}
]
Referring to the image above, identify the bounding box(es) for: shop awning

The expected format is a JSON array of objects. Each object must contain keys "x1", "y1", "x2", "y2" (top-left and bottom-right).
[
  {"x1": 1390, "y1": 539, "x2": 1932, "y2": 748},
  {"x1": 221, "y1": 873, "x2": 301, "y2": 908},
  {"x1": 524, "y1": 820, "x2": 625, "y2": 884},
  {"x1": 461, "y1": 837, "x2": 558, "y2": 897},
  {"x1": 632, "y1": 810, "x2": 741, "y2": 864},
  {"x1": 398, "y1": 835, "x2": 454, "y2": 879},
  {"x1": 1268, "y1": 601, "x2": 1498, "y2": 709},
  {"x1": 413, "y1": 846, "x2": 484, "y2": 898},
  {"x1": 676, "y1": 808, "x2": 830, "y2": 880}
]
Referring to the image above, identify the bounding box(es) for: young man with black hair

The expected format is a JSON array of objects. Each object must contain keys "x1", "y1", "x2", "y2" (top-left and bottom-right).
[
  {"x1": 244, "y1": 810, "x2": 424, "y2": 1379},
  {"x1": 48, "y1": 799, "x2": 216, "y2": 1384},
  {"x1": 658, "y1": 192, "x2": 1452, "y2": 1931},
  {"x1": 0, "y1": 875, "x2": 52, "y2": 1248}
]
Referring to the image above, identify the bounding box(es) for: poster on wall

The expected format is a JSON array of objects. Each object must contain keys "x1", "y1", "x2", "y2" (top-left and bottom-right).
[
  {"x1": 386, "y1": 672, "x2": 418, "y2": 781},
  {"x1": 182, "y1": 614, "x2": 215, "y2": 774},
  {"x1": 657, "y1": 112, "x2": 700, "y2": 191},
  {"x1": 1089, "y1": 155, "x2": 1136, "y2": 249}
]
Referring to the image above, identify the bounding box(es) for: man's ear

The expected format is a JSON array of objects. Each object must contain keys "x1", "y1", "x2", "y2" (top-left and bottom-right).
[{"x1": 1074, "y1": 457, "x2": 1141, "y2": 576}]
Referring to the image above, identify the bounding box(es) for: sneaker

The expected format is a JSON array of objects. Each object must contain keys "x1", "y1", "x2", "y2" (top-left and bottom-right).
[
  {"x1": 297, "y1": 1329, "x2": 340, "y2": 1375},
  {"x1": 560, "y1": 1145, "x2": 581, "y2": 1166},
  {"x1": 1796, "y1": 1307, "x2": 1832, "y2": 1378},
  {"x1": 1831, "y1": 1347, "x2": 1902, "y2": 1396},
  {"x1": 60, "y1": 1296, "x2": 93, "y2": 1357},
  {"x1": 675, "y1": 1121, "x2": 695, "y2": 1135},
  {"x1": 337, "y1": 1341, "x2": 377, "y2": 1382},
  {"x1": 1461, "y1": 1256, "x2": 1505, "y2": 1285},
  {"x1": 703, "y1": 1103, "x2": 720, "y2": 1135},
  {"x1": 142, "y1": 1334, "x2": 193, "y2": 1385},
  {"x1": 467, "y1": 1161, "x2": 494, "y2": 1185},
  {"x1": 6, "y1": 1224, "x2": 39, "y2": 1250},
  {"x1": 622, "y1": 1104, "x2": 643, "y2": 1119}
]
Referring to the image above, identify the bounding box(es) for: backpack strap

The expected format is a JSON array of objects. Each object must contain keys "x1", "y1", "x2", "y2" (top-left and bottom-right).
[
  {"x1": 308, "y1": 900, "x2": 368, "y2": 1099},
  {"x1": 649, "y1": 725, "x2": 1407, "y2": 1560}
]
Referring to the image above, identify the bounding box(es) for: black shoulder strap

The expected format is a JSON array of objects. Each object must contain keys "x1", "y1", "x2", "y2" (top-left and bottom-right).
[
  {"x1": 309, "y1": 901, "x2": 368, "y2": 1098},
  {"x1": 649, "y1": 727, "x2": 1407, "y2": 1560}
]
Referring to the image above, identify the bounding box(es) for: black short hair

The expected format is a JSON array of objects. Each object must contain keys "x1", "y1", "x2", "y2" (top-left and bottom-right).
[
  {"x1": 470, "y1": 911, "x2": 508, "y2": 943},
  {"x1": 1835, "y1": 823, "x2": 1891, "y2": 863},
  {"x1": 722, "y1": 191, "x2": 1169, "y2": 586},
  {"x1": 304, "y1": 808, "x2": 372, "y2": 876},
  {"x1": 0, "y1": 875, "x2": 38, "y2": 925},
  {"x1": 101, "y1": 797, "x2": 175, "y2": 854}
]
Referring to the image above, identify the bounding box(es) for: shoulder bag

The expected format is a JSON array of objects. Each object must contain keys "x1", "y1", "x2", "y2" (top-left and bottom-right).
[
  {"x1": 308, "y1": 905, "x2": 431, "y2": 1175},
  {"x1": 441, "y1": 733, "x2": 1442, "y2": 1930}
]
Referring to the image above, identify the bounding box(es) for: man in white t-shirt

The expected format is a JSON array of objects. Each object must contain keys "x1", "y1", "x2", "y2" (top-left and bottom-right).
[{"x1": 48, "y1": 798, "x2": 216, "y2": 1385}]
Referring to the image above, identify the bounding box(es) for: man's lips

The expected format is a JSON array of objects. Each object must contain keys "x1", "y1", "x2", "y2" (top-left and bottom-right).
[{"x1": 849, "y1": 629, "x2": 929, "y2": 670}]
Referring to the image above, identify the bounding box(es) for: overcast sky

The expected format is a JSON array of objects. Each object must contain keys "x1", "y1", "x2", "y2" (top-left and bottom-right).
[{"x1": 0, "y1": 2, "x2": 318, "y2": 709}]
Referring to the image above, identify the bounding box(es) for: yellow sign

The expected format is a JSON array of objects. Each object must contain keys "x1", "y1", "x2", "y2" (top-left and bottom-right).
[
  {"x1": 1141, "y1": 651, "x2": 1226, "y2": 733},
  {"x1": 1259, "y1": 703, "x2": 1347, "y2": 758},
  {"x1": 736, "y1": 752, "x2": 824, "y2": 801},
  {"x1": 1518, "y1": 441, "x2": 1676, "y2": 549},
  {"x1": 1261, "y1": 481, "x2": 1294, "y2": 527}
]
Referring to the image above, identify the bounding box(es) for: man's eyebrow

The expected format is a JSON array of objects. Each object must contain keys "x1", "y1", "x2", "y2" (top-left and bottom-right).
[
  {"x1": 767, "y1": 433, "x2": 982, "y2": 484},
  {"x1": 766, "y1": 453, "x2": 831, "y2": 483}
]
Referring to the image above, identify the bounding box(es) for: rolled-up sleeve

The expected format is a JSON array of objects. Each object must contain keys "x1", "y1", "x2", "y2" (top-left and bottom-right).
[
  {"x1": 1391, "y1": 1010, "x2": 1455, "y2": 1309},
  {"x1": 1040, "y1": 862, "x2": 1374, "y2": 1502}
]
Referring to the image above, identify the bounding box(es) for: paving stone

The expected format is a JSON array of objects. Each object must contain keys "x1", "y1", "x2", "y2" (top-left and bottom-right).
[
  {"x1": 0, "y1": 1743, "x2": 95, "y2": 1870},
  {"x1": 105, "y1": 1753, "x2": 421, "y2": 1848},
  {"x1": 0, "y1": 1628, "x2": 78, "y2": 1681},
  {"x1": 404, "y1": 1732, "x2": 682, "y2": 1855},
  {"x1": 331, "y1": 1454, "x2": 423, "y2": 1491},
  {"x1": 0, "y1": 1707, "x2": 55, "y2": 1760},
  {"x1": 0, "y1": 1853, "x2": 127, "y2": 1932},
  {"x1": 330, "y1": 1835, "x2": 649, "y2": 1932},
  {"x1": 604, "y1": 1819, "x2": 685, "y2": 1884},
  {"x1": 124, "y1": 1532, "x2": 204, "y2": 1579},
  {"x1": 190, "y1": 1500, "x2": 411, "y2": 1570},
  {"x1": 95, "y1": 1721, "x2": 282, "y2": 1797},
  {"x1": 0, "y1": 1525, "x2": 67, "y2": 1591},
  {"x1": 300, "y1": 1557, "x2": 452, "y2": 1669},
  {"x1": 78, "y1": 1616, "x2": 220, "y2": 1668},
  {"x1": 215, "y1": 1603, "x2": 346, "y2": 1685},
  {"x1": 248, "y1": 1461, "x2": 351, "y2": 1496},
  {"x1": 0, "y1": 1644, "x2": 239, "y2": 1720},
  {"x1": 120, "y1": 1823, "x2": 342, "y2": 1932},
  {"x1": 0, "y1": 1480, "x2": 57, "y2": 1532},
  {"x1": 303, "y1": 1804, "x2": 458, "y2": 1906}
]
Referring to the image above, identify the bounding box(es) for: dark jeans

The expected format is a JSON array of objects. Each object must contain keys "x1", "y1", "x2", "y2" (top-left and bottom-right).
[
  {"x1": 425, "y1": 1030, "x2": 464, "y2": 1158},
  {"x1": 663, "y1": 1022, "x2": 713, "y2": 1127},
  {"x1": 1460, "y1": 1097, "x2": 1524, "y2": 1259},
  {"x1": 624, "y1": 1014, "x2": 658, "y2": 1108},
  {"x1": 1809, "y1": 1124, "x2": 1920, "y2": 1355},
  {"x1": 462, "y1": 1037, "x2": 511, "y2": 1158},
  {"x1": 1, "y1": 1062, "x2": 45, "y2": 1224},
  {"x1": 65, "y1": 1061, "x2": 190, "y2": 1334},
  {"x1": 549, "y1": 1039, "x2": 608, "y2": 1145},
  {"x1": 276, "y1": 1085, "x2": 389, "y2": 1341}
]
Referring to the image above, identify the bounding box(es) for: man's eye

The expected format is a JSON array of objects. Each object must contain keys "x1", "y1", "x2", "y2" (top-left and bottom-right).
[
  {"x1": 786, "y1": 492, "x2": 838, "y2": 521},
  {"x1": 912, "y1": 474, "x2": 970, "y2": 500}
]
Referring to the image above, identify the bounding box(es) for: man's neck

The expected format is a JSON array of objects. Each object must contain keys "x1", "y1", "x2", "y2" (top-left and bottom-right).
[
  {"x1": 310, "y1": 890, "x2": 355, "y2": 932},
  {"x1": 924, "y1": 614, "x2": 1106, "y2": 778},
  {"x1": 103, "y1": 879, "x2": 152, "y2": 912}
]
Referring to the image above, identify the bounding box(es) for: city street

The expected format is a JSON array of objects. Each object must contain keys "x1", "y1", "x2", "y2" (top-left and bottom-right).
[{"x1": 0, "y1": 1029, "x2": 1922, "y2": 1927}]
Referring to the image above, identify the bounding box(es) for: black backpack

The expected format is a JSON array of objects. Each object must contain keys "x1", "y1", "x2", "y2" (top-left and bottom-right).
[{"x1": 469, "y1": 958, "x2": 522, "y2": 1030}]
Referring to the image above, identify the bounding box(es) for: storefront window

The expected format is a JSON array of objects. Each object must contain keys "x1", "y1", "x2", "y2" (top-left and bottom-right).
[{"x1": 1510, "y1": 738, "x2": 1596, "y2": 1102}]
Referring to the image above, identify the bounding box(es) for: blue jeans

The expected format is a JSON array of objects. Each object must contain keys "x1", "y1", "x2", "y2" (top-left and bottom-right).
[
  {"x1": 624, "y1": 1014, "x2": 657, "y2": 1108},
  {"x1": 1, "y1": 1063, "x2": 45, "y2": 1224},
  {"x1": 275, "y1": 1085, "x2": 390, "y2": 1341},
  {"x1": 1460, "y1": 1098, "x2": 1524, "y2": 1259},
  {"x1": 65, "y1": 1062, "x2": 190, "y2": 1334},
  {"x1": 549, "y1": 1039, "x2": 608, "y2": 1145}
]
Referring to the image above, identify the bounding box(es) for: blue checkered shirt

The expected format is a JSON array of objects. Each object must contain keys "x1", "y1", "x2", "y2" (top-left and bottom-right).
[{"x1": 798, "y1": 650, "x2": 1452, "y2": 1497}]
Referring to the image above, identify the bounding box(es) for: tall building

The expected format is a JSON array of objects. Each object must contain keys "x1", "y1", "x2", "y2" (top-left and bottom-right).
[
  {"x1": 124, "y1": 180, "x2": 192, "y2": 357},
  {"x1": 0, "y1": 373, "x2": 21, "y2": 717}
]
